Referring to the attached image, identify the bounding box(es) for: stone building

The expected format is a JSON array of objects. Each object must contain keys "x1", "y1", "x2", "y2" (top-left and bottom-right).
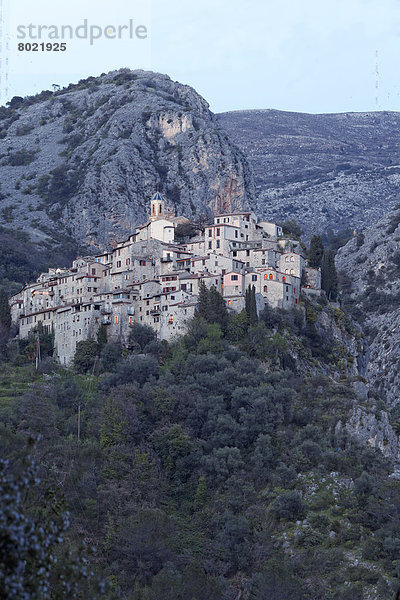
[{"x1": 10, "y1": 192, "x2": 321, "y2": 364}]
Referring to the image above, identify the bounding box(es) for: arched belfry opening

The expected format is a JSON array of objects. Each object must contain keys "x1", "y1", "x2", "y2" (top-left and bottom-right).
[{"x1": 150, "y1": 192, "x2": 166, "y2": 220}]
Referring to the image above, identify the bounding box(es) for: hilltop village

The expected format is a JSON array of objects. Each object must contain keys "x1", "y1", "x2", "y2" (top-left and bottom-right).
[{"x1": 10, "y1": 193, "x2": 321, "y2": 365}]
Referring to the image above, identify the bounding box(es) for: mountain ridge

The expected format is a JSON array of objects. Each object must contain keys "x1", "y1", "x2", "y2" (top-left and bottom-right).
[{"x1": 217, "y1": 108, "x2": 400, "y2": 236}]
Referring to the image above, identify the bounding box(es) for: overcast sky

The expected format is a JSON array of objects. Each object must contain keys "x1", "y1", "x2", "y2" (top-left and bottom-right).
[{"x1": 4, "y1": 0, "x2": 400, "y2": 113}]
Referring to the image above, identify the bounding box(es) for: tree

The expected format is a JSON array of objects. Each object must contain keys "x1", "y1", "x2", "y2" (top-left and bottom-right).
[
  {"x1": 245, "y1": 285, "x2": 258, "y2": 325},
  {"x1": 309, "y1": 235, "x2": 324, "y2": 268},
  {"x1": 321, "y1": 250, "x2": 338, "y2": 300},
  {"x1": 7, "y1": 96, "x2": 24, "y2": 109},
  {"x1": 128, "y1": 322, "x2": 156, "y2": 352},
  {"x1": 0, "y1": 456, "x2": 105, "y2": 599},
  {"x1": 174, "y1": 222, "x2": 197, "y2": 242},
  {"x1": 207, "y1": 286, "x2": 229, "y2": 331},
  {"x1": 227, "y1": 310, "x2": 249, "y2": 342},
  {"x1": 281, "y1": 219, "x2": 303, "y2": 239},
  {"x1": 0, "y1": 289, "x2": 11, "y2": 351},
  {"x1": 195, "y1": 283, "x2": 228, "y2": 331},
  {"x1": 73, "y1": 339, "x2": 98, "y2": 373},
  {"x1": 272, "y1": 491, "x2": 307, "y2": 521},
  {"x1": 195, "y1": 280, "x2": 209, "y2": 321},
  {"x1": 100, "y1": 342, "x2": 122, "y2": 373},
  {"x1": 96, "y1": 324, "x2": 108, "y2": 350}
]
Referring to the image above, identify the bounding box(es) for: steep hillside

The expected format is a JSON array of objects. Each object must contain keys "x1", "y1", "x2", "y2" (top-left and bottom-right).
[
  {"x1": 2, "y1": 302, "x2": 400, "y2": 599},
  {"x1": 336, "y1": 207, "x2": 400, "y2": 461},
  {"x1": 217, "y1": 109, "x2": 400, "y2": 236},
  {"x1": 0, "y1": 70, "x2": 254, "y2": 252}
]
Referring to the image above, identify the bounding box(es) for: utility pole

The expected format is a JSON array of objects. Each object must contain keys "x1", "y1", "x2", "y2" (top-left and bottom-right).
[
  {"x1": 35, "y1": 332, "x2": 41, "y2": 371},
  {"x1": 77, "y1": 405, "x2": 81, "y2": 442}
]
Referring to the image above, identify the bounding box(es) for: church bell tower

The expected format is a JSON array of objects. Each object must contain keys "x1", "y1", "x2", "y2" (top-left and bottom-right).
[{"x1": 150, "y1": 192, "x2": 165, "y2": 221}]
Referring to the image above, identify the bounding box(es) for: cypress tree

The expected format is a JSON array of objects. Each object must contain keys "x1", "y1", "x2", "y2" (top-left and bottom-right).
[
  {"x1": 195, "y1": 280, "x2": 209, "y2": 320},
  {"x1": 208, "y1": 285, "x2": 229, "y2": 331},
  {"x1": 0, "y1": 289, "x2": 11, "y2": 335},
  {"x1": 245, "y1": 285, "x2": 258, "y2": 325},
  {"x1": 96, "y1": 324, "x2": 108, "y2": 350},
  {"x1": 309, "y1": 235, "x2": 324, "y2": 268},
  {"x1": 321, "y1": 250, "x2": 338, "y2": 300}
]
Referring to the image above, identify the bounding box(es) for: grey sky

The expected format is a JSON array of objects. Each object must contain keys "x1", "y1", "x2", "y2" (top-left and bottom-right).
[{"x1": 5, "y1": 0, "x2": 400, "y2": 113}]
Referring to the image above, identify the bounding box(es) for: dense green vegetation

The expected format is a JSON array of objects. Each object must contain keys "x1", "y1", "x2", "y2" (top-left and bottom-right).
[{"x1": 1, "y1": 293, "x2": 399, "y2": 599}]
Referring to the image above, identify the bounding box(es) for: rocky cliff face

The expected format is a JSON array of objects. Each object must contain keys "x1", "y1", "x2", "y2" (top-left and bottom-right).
[
  {"x1": 217, "y1": 109, "x2": 400, "y2": 236},
  {"x1": 0, "y1": 69, "x2": 254, "y2": 251},
  {"x1": 336, "y1": 208, "x2": 400, "y2": 462}
]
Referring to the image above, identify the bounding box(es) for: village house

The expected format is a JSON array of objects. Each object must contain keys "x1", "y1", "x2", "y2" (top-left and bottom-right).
[{"x1": 10, "y1": 192, "x2": 321, "y2": 365}]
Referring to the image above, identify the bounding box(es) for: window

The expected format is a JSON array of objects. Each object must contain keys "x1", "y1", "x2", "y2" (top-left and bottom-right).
[
  {"x1": 269, "y1": 274, "x2": 273, "y2": 280},
  {"x1": 252, "y1": 275, "x2": 257, "y2": 281},
  {"x1": 286, "y1": 256, "x2": 289, "y2": 262},
  {"x1": 115, "y1": 316, "x2": 119, "y2": 324},
  {"x1": 227, "y1": 300, "x2": 231, "y2": 306},
  {"x1": 233, "y1": 251, "x2": 237, "y2": 257},
  {"x1": 231, "y1": 274, "x2": 238, "y2": 281},
  {"x1": 262, "y1": 259, "x2": 265, "y2": 265},
  {"x1": 291, "y1": 256, "x2": 295, "y2": 262},
  {"x1": 126, "y1": 258, "x2": 130, "y2": 265},
  {"x1": 208, "y1": 241, "x2": 212, "y2": 249},
  {"x1": 208, "y1": 229, "x2": 212, "y2": 237},
  {"x1": 117, "y1": 261, "x2": 121, "y2": 268},
  {"x1": 290, "y1": 269, "x2": 295, "y2": 275},
  {"x1": 246, "y1": 250, "x2": 250, "y2": 256},
  {"x1": 286, "y1": 286, "x2": 289, "y2": 292},
  {"x1": 264, "y1": 285, "x2": 268, "y2": 292},
  {"x1": 216, "y1": 240, "x2": 220, "y2": 249},
  {"x1": 216, "y1": 228, "x2": 220, "y2": 236},
  {"x1": 92, "y1": 268, "x2": 96, "y2": 275},
  {"x1": 282, "y1": 276, "x2": 286, "y2": 281},
  {"x1": 235, "y1": 230, "x2": 238, "y2": 238},
  {"x1": 129, "y1": 316, "x2": 134, "y2": 325}
]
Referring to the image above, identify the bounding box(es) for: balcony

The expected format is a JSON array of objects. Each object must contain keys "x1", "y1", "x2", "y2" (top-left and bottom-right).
[
  {"x1": 161, "y1": 257, "x2": 173, "y2": 263},
  {"x1": 150, "y1": 307, "x2": 161, "y2": 315},
  {"x1": 102, "y1": 317, "x2": 111, "y2": 325},
  {"x1": 101, "y1": 306, "x2": 112, "y2": 315},
  {"x1": 127, "y1": 306, "x2": 135, "y2": 315}
]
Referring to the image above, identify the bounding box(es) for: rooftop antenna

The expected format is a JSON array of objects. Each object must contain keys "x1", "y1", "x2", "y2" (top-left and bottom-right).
[
  {"x1": 0, "y1": 0, "x2": 10, "y2": 105},
  {"x1": 375, "y1": 50, "x2": 379, "y2": 111}
]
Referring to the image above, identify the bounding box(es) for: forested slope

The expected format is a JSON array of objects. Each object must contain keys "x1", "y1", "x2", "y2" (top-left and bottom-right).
[{"x1": 1, "y1": 295, "x2": 399, "y2": 599}]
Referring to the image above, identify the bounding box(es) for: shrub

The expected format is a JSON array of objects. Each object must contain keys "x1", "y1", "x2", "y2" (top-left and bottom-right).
[
  {"x1": 5, "y1": 150, "x2": 37, "y2": 166},
  {"x1": 272, "y1": 491, "x2": 307, "y2": 521}
]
